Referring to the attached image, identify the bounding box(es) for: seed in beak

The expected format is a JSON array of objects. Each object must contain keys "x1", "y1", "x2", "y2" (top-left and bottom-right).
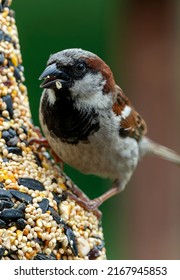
[{"x1": 55, "y1": 80, "x2": 62, "y2": 89}]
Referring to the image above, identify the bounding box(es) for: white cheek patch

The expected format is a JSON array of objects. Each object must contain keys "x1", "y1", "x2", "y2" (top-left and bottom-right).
[
  {"x1": 71, "y1": 72, "x2": 105, "y2": 96},
  {"x1": 70, "y1": 72, "x2": 112, "y2": 109}
]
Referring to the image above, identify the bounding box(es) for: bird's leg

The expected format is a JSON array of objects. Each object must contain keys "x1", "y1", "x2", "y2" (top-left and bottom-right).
[
  {"x1": 67, "y1": 179, "x2": 124, "y2": 219},
  {"x1": 28, "y1": 126, "x2": 50, "y2": 149},
  {"x1": 67, "y1": 192, "x2": 102, "y2": 219},
  {"x1": 28, "y1": 137, "x2": 50, "y2": 149}
]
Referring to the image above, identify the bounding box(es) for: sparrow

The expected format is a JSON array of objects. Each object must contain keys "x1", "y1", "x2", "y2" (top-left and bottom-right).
[{"x1": 38, "y1": 48, "x2": 180, "y2": 215}]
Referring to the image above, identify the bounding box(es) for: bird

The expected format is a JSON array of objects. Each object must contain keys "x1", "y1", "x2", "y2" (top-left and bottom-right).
[{"x1": 37, "y1": 48, "x2": 180, "y2": 216}]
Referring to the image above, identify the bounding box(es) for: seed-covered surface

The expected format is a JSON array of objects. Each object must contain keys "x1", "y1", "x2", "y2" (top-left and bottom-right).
[{"x1": 0, "y1": 0, "x2": 106, "y2": 260}]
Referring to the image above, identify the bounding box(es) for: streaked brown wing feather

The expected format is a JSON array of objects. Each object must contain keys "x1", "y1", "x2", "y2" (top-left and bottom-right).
[{"x1": 112, "y1": 85, "x2": 147, "y2": 141}]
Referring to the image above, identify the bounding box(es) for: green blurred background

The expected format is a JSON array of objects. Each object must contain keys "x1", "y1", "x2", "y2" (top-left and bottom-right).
[{"x1": 11, "y1": 0, "x2": 180, "y2": 259}]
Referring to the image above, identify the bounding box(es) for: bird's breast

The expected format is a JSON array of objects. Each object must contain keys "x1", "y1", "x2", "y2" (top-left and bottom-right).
[
  {"x1": 40, "y1": 90, "x2": 100, "y2": 144},
  {"x1": 40, "y1": 94, "x2": 139, "y2": 180}
]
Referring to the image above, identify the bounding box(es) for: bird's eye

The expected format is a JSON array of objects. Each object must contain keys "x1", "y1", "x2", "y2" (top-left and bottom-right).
[{"x1": 74, "y1": 62, "x2": 87, "y2": 77}]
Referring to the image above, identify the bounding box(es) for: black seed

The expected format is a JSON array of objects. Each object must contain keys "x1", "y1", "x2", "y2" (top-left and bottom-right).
[
  {"x1": 0, "y1": 200, "x2": 13, "y2": 210},
  {"x1": 6, "y1": 250, "x2": 18, "y2": 259},
  {"x1": 0, "y1": 31, "x2": 4, "y2": 41},
  {"x1": 7, "y1": 136, "x2": 19, "y2": 147},
  {"x1": 38, "y1": 198, "x2": 49, "y2": 213},
  {"x1": 52, "y1": 192, "x2": 67, "y2": 205},
  {"x1": 20, "y1": 126, "x2": 28, "y2": 135},
  {"x1": 33, "y1": 238, "x2": 44, "y2": 246},
  {"x1": 52, "y1": 178, "x2": 57, "y2": 183},
  {"x1": 7, "y1": 59, "x2": 13, "y2": 67},
  {"x1": 16, "y1": 218, "x2": 27, "y2": 230},
  {"x1": 16, "y1": 203, "x2": 26, "y2": 212},
  {"x1": 18, "y1": 64, "x2": 24, "y2": 72},
  {"x1": 2, "y1": 158, "x2": 9, "y2": 162},
  {"x1": 0, "y1": 247, "x2": 5, "y2": 259},
  {"x1": 2, "y1": 0, "x2": 8, "y2": 8},
  {"x1": 48, "y1": 206, "x2": 65, "y2": 225},
  {"x1": 0, "y1": 53, "x2": 5, "y2": 65},
  {"x1": 9, "y1": 189, "x2": 32, "y2": 204},
  {"x1": 88, "y1": 246, "x2": 100, "y2": 260},
  {"x1": 0, "y1": 189, "x2": 12, "y2": 200},
  {"x1": 7, "y1": 147, "x2": 22, "y2": 155},
  {"x1": 54, "y1": 241, "x2": 62, "y2": 250},
  {"x1": 65, "y1": 226, "x2": 78, "y2": 256},
  {"x1": 0, "y1": 182, "x2": 5, "y2": 188},
  {"x1": 2, "y1": 129, "x2": 18, "y2": 146},
  {"x1": 34, "y1": 253, "x2": 56, "y2": 260},
  {"x1": 33, "y1": 153, "x2": 42, "y2": 167},
  {"x1": 0, "y1": 208, "x2": 25, "y2": 222},
  {"x1": 9, "y1": 128, "x2": 16, "y2": 136},
  {"x1": 2, "y1": 130, "x2": 11, "y2": 141},
  {"x1": 0, "y1": 219, "x2": 6, "y2": 228},
  {"x1": 52, "y1": 192, "x2": 61, "y2": 204},
  {"x1": 14, "y1": 67, "x2": 21, "y2": 81},
  {"x1": 4, "y1": 34, "x2": 12, "y2": 42},
  {"x1": 18, "y1": 178, "x2": 45, "y2": 191},
  {"x1": 2, "y1": 95, "x2": 13, "y2": 118}
]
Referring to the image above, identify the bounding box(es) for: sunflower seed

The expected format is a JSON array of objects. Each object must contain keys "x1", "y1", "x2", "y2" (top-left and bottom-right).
[
  {"x1": 0, "y1": 247, "x2": 5, "y2": 259},
  {"x1": 0, "y1": 183, "x2": 4, "y2": 188},
  {"x1": 9, "y1": 189, "x2": 32, "y2": 204},
  {"x1": 33, "y1": 153, "x2": 42, "y2": 167},
  {"x1": 65, "y1": 226, "x2": 78, "y2": 256},
  {"x1": 2, "y1": 0, "x2": 8, "y2": 8},
  {"x1": 34, "y1": 253, "x2": 56, "y2": 260},
  {"x1": 0, "y1": 208, "x2": 25, "y2": 222},
  {"x1": 0, "y1": 219, "x2": 6, "y2": 228},
  {"x1": 0, "y1": 53, "x2": 5, "y2": 65},
  {"x1": 0, "y1": 189, "x2": 12, "y2": 200},
  {"x1": 52, "y1": 192, "x2": 67, "y2": 205},
  {"x1": 7, "y1": 147, "x2": 22, "y2": 155},
  {"x1": 16, "y1": 218, "x2": 27, "y2": 230},
  {"x1": 0, "y1": 31, "x2": 4, "y2": 41},
  {"x1": 0, "y1": 200, "x2": 13, "y2": 210},
  {"x1": 14, "y1": 67, "x2": 21, "y2": 81},
  {"x1": 87, "y1": 246, "x2": 100, "y2": 260},
  {"x1": 18, "y1": 178, "x2": 44, "y2": 191},
  {"x1": 48, "y1": 206, "x2": 65, "y2": 225},
  {"x1": 16, "y1": 203, "x2": 26, "y2": 212},
  {"x1": 38, "y1": 198, "x2": 49, "y2": 213},
  {"x1": 2, "y1": 95, "x2": 13, "y2": 119}
]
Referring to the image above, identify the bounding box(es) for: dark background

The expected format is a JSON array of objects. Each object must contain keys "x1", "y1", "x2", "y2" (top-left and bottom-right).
[{"x1": 12, "y1": 0, "x2": 180, "y2": 259}]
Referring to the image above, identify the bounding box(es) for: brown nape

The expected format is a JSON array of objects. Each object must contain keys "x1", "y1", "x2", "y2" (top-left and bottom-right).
[{"x1": 84, "y1": 57, "x2": 116, "y2": 93}]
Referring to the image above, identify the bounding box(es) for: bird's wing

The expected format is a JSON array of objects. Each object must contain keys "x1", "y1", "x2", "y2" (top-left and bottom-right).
[{"x1": 112, "y1": 85, "x2": 147, "y2": 141}]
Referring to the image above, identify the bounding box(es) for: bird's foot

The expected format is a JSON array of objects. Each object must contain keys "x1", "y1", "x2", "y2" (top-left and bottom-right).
[
  {"x1": 67, "y1": 192, "x2": 102, "y2": 219},
  {"x1": 28, "y1": 130, "x2": 64, "y2": 168}
]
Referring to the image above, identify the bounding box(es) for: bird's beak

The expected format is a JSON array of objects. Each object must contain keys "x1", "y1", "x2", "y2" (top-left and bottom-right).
[{"x1": 39, "y1": 63, "x2": 71, "y2": 89}]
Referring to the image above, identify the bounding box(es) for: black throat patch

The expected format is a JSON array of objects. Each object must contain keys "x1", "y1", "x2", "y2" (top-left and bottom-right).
[{"x1": 41, "y1": 90, "x2": 100, "y2": 144}]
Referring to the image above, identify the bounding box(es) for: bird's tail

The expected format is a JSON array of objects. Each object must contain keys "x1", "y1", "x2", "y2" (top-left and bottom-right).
[{"x1": 139, "y1": 136, "x2": 180, "y2": 165}]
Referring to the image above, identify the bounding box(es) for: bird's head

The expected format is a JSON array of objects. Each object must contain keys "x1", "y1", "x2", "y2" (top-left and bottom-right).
[{"x1": 39, "y1": 48, "x2": 116, "y2": 108}]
